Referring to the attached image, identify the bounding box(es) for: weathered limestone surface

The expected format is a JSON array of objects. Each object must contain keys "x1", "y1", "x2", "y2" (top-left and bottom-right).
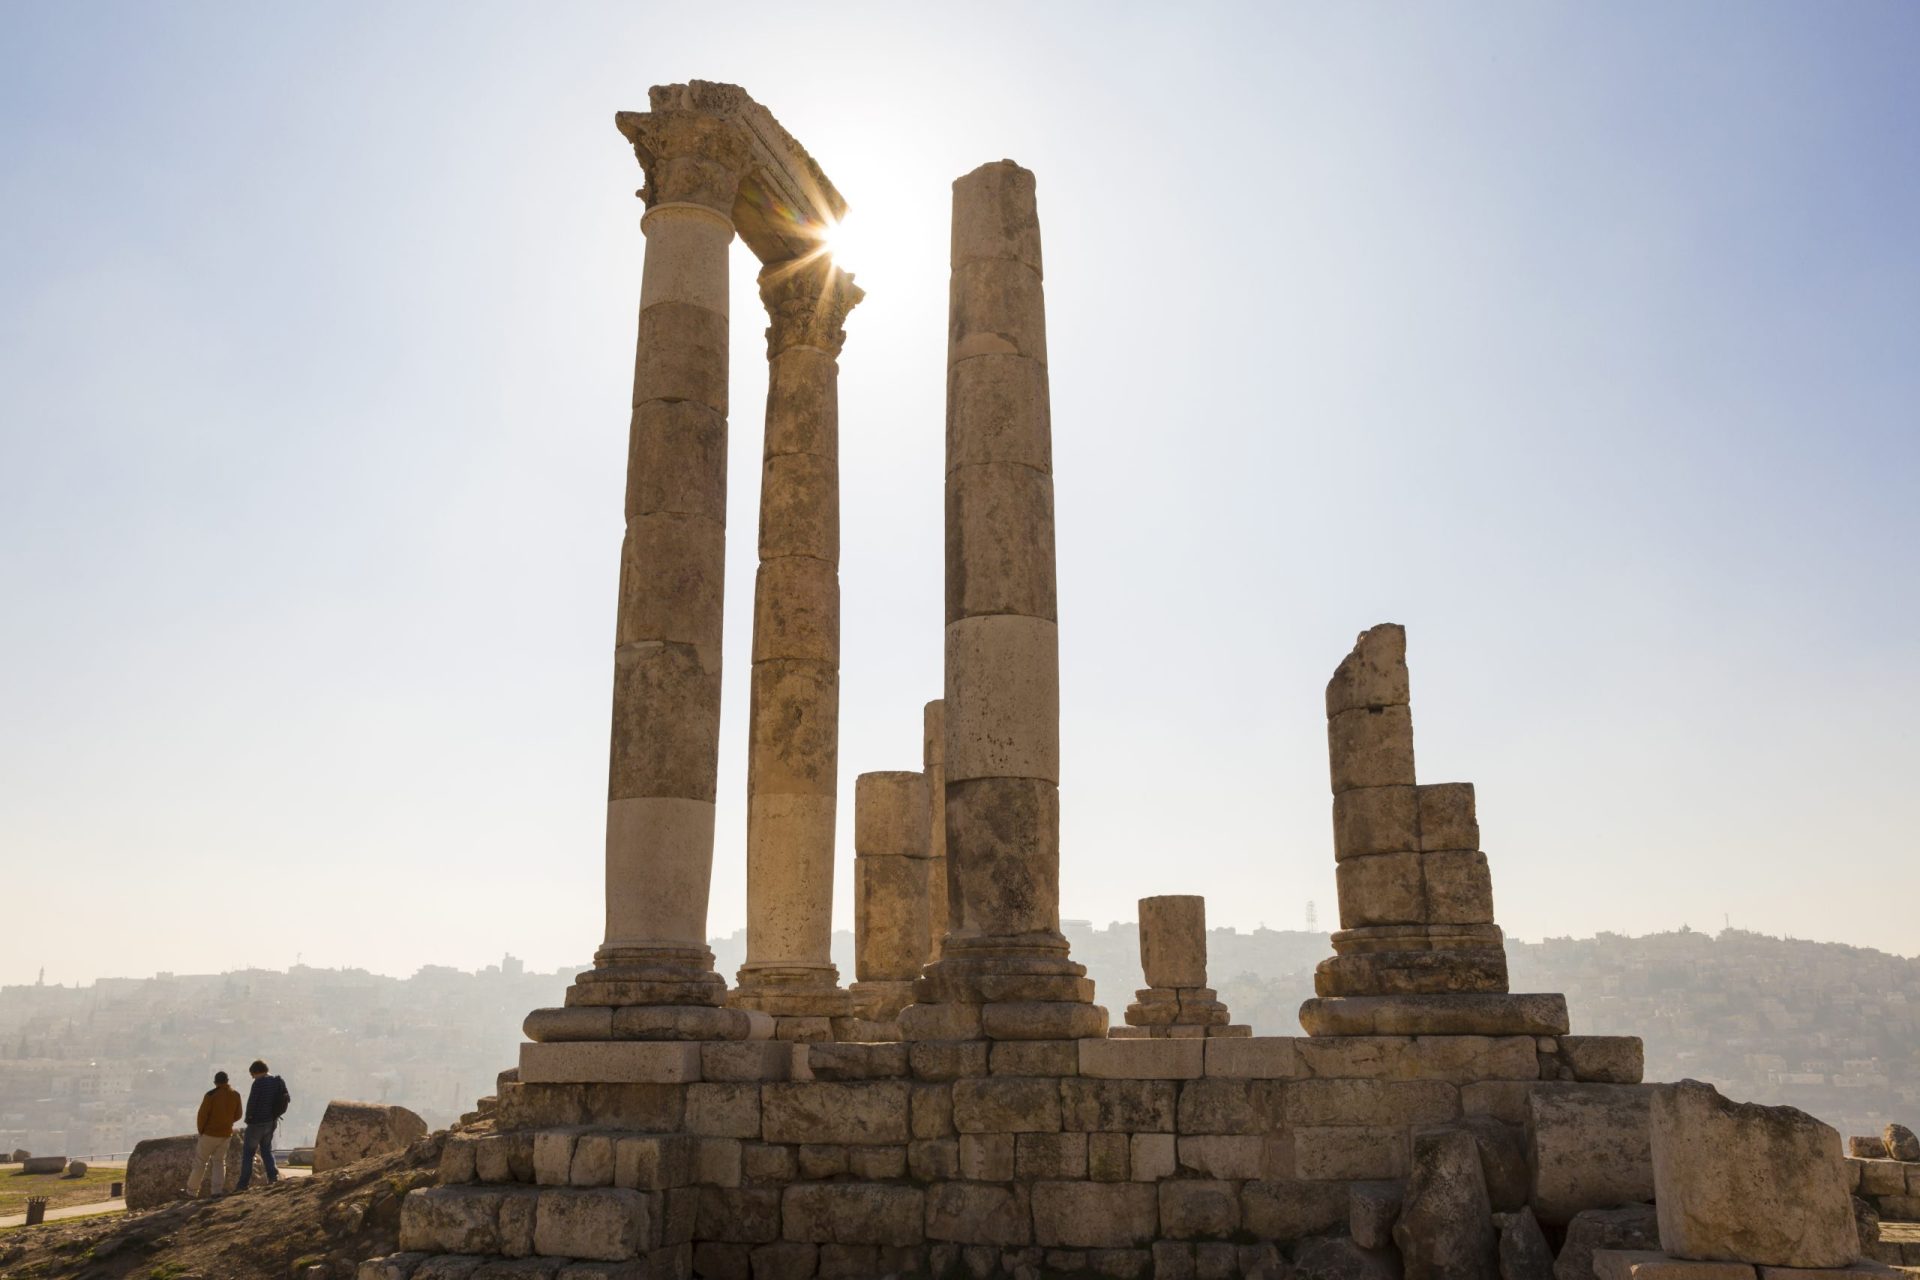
[
  {"x1": 125, "y1": 1134, "x2": 253, "y2": 1210},
  {"x1": 903, "y1": 160, "x2": 1102, "y2": 1042},
  {"x1": 734, "y1": 253, "x2": 862, "y2": 1024},
  {"x1": 1497, "y1": 1208, "x2": 1555, "y2": 1280},
  {"x1": 1886, "y1": 1124, "x2": 1920, "y2": 1163},
  {"x1": 1527, "y1": 1083, "x2": 1654, "y2": 1225},
  {"x1": 849, "y1": 771, "x2": 933, "y2": 1022},
  {"x1": 923, "y1": 700, "x2": 950, "y2": 965},
  {"x1": 1393, "y1": 1126, "x2": 1498, "y2": 1280},
  {"x1": 1650, "y1": 1080, "x2": 1858, "y2": 1268},
  {"x1": 1125, "y1": 896, "x2": 1246, "y2": 1038},
  {"x1": 1555, "y1": 1206, "x2": 1664, "y2": 1280},
  {"x1": 314, "y1": 1100, "x2": 430, "y2": 1172}
]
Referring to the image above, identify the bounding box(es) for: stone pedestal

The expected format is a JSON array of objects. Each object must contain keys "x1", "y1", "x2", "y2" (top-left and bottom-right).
[
  {"x1": 902, "y1": 161, "x2": 1104, "y2": 1042},
  {"x1": 731, "y1": 255, "x2": 863, "y2": 1029},
  {"x1": 1121, "y1": 895, "x2": 1249, "y2": 1038}
]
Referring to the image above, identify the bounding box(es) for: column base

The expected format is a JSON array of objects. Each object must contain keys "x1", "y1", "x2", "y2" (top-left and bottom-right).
[
  {"x1": 1298, "y1": 992, "x2": 1570, "y2": 1037},
  {"x1": 523, "y1": 1003, "x2": 772, "y2": 1043},
  {"x1": 902, "y1": 931, "x2": 1106, "y2": 1040},
  {"x1": 527, "y1": 945, "x2": 762, "y2": 1041},
  {"x1": 1124, "y1": 985, "x2": 1232, "y2": 1031},
  {"x1": 1314, "y1": 947, "x2": 1509, "y2": 996},
  {"x1": 728, "y1": 963, "x2": 852, "y2": 1019},
  {"x1": 1110, "y1": 1024, "x2": 1252, "y2": 1039},
  {"x1": 847, "y1": 979, "x2": 918, "y2": 1021}
]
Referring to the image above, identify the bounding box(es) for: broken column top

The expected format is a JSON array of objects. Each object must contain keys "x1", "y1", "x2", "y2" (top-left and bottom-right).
[
  {"x1": 616, "y1": 80, "x2": 845, "y2": 264},
  {"x1": 1326, "y1": 623, "x2": 1410, "y2": 717}
]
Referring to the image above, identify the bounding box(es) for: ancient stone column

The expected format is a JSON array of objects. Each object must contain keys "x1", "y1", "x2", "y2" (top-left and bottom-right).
[
  {"x1": 731, "y1": 255, "x2": 862, "y2": 1032},
  {"x1": 903, "y1": 161, "x2": 1104, "y2": 1042},
  {"x1": 526, "y1": 99, "x2": 761, "y2": 1043},
  {"x1": 922, "y1": 699, "x2": 949, "y2": 964},
  {"x1": 1118, "y1": 895, "x2": 1248, "y2": 1038},
  {"x1": 849, "y1": 771, "x2": 932, "y2": 1022}
]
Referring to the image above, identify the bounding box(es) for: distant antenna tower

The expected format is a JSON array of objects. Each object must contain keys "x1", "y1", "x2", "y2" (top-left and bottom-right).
[{"x1": 1305, "y1": 901, "x2": 1319, "y2": 931}]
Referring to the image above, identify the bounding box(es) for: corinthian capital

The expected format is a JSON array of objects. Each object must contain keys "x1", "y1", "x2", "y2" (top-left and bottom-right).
[
  {"x1": 760, "y1": 256, "x2": 864, "y2": 358},
  {"x1": 615, "y1": 108, "x2": 754, "y2": 217}
]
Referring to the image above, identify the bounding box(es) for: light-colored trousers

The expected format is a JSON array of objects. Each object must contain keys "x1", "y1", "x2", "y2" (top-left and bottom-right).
[{"x1": 187, "y1": 1133, "x2": 229, "y2": 1194}]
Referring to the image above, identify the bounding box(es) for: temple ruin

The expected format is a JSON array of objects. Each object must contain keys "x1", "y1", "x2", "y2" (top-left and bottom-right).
[{"x1": 364, "y1": 81, "x2": 1909, "y2": 1280}]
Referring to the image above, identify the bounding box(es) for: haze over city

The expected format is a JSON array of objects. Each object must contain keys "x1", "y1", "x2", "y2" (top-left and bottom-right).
[{"x1": 3, "y1": 3, "x2": 1917, "y2": 990}]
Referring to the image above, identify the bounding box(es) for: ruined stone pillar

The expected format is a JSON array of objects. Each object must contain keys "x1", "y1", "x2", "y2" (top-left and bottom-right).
[
  {"x1": 1118, "y1": 895, "x2": 1248, "y2": 1038},
  {"x1": 731, "y1": 256, "x2": 862, "y2": 1029},
  {"x1": 527, "y1": 101, "x2": 760, "y2": 1043},
  {"x1": 849, "y1": 771, "x2": 932, "y2": 1022},
  {"x1": 922, "y1": 699, "x2": 949, "y2": 964},
  {"x1": 903, "y1": 161, "x2": 1105, "y2": 1042}
]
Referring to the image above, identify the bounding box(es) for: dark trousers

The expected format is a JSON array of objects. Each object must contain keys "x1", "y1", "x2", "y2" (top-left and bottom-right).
[{"x1": 236, "y1": 1120, "x2": 278, "y2": 1188}]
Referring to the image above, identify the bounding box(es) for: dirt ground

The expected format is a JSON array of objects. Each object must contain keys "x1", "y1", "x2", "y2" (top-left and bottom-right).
[{"x1": 0, "y1": 1130, "x2": 447, "y2": 1280}]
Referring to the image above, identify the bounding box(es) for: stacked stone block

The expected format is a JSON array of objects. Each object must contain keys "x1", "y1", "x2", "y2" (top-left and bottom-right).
[
  {"x1": 848, "y1": 771, "x2": 933, "y2": 1027},
  {"x1": 372, "y1": 1028, "x2": 1659, "y2": 1279},
  {"x1": 1117, "y1": 896, "x2": 1250, "y2": 1039},
  {"x1": 1316, "y1": 623, "x2": 1508, "y2": 1002}
]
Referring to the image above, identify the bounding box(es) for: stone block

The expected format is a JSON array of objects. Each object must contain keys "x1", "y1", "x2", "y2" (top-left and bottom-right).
[
  {"x1": 686, "y1": 1083, "x2": 761, "y2": 1138},
  {"x1": 1131, "y1": 1133, "x2": 1177, "y2": 1182},
  {"x1": 802, "y1": 1042, "x2": 910, "y2": 1081},
  {"x1": 571, "y1": 1134, "x2": 616, "y2": 1187},
  {"x1": 1139, "y1": 895, "x2": 1209, "y2": 989},
  {"x1": 1032, "y1": 1181, "x2": 1160, "y2": 1248},
  {"x1": 535, "y1": 1131, "x2": 582, "y2": 1186},
  {"x1": 694, "y1": 1138, "x2": 742, "y2": 1188},
  {"x1": 1405, "y1": 1036, "x2": 1540, "y2": 1082},
  {"x1": 761, "y1": 1080, "x2": 910, "y2": 1144},
  {"x1": 1594, "y1": 1252, "x2": 1759, "y2": 1280},
  {"x1": 1886, "y1": 1124, "x2": 1920, "y2": 1162},
  {"x1": 846, "y1": 1145, "x2": 907, "y2": 1179},
  {"x1": 695, "y1": 1188, "x2": 782, "y2": 1245},
  {"x1": 1016, "y1": 1131, "x2": 1089, "y2": 1179},
  {"x1": 1392, "y1": 1128, "x2": 1496, "y2": 1280},
  {"x1": 1423, "y1": 849, "x2": 1496, "y2": 925},
  {"x1": 1204, "y1": 1036, "x2": 1300, "y2": 1079},
  {"x1": 1081, "y1": 1036, "x2": 1204, "y2": 1079},
  {"x1": 981, "y1": 998, "x2": 1109, "y2": 1041},
  {"x1": 1527, "y1": 1083, "x2": 1654, "y2": 1224},
  {"x1": 1562, "y1": 1037, "x2": 1645, "y2": 1085},
  {"x1": 992, "y1": 1039, "x2": 1081, "y2": 1076},
  {"x1": 908, "y1": 1137, "x2": 959, "y2": 1180},
  {"x1": 1177, "y1": 1134, "x2": 1265, "y2": 1180},
  {"x1": 1350, "y1": 1181, "x2": 1405, "y2": 1250},
  {"x1": 781, "y1": 1183, "x2": 925, "y2": 1246},
  {"x1": 1292, "y1": 1126, "x2": 1409, "y2": 1181},
  {"x1": 1327, "y1": 624, "x2": 1410, "y2": 715},
  {"x1": 747, "y1": 1242, "x2": 816, "y2": 1280},
  {"x1": 741, "y1": 1142, "x2": 796, "y2": 1183},
  {"x1": 1858, "y1": 1161, "x2": 1904, "y2": 1197},
  {"x1": 1416, "y1": 782, "x2": 1478, "y2": 852},
  {"x1": 854, "y1": 853, "x2": 932, "y2": 984},
  {"x1": 1300, "y1": 993, "x2": 1570, "y2": 1038},
  {"x1": 959, "y1": 1132, "x2": 1015, "y2": 1181},
  {"x1": 315, "y1": 1100, "x2": 430, "y2": 1173},
  {"x1": 948, "y1": 254, "x2": 1048, "y2": 364},
  {"x1": 399, "y1": 1187, "x2": 504, "y2": 1254},
  {"x1": 1294, "y1": 1035, "x2": 1413, "y2": 1079},
  {"x1": 911, "y1": 1081, "x2": 956, "y2": 1139},
  {"x1": 1286, "y1": 1079, "x2": 1459, "y2": 1127},
  {"x1": 1437, "y1": 1114, "x2": 1530, "y2": 1212},
  {"x1": 926, "y1": 1182, "x2": 1032, "y2": 1246},
  {"x1": 1498, "y1": 1208, "x2": 1556, "y2": 1280},
  {"x1": 614, "y1": 1135, "x2": 692, "y2": 1191},
  {"x1": 1329, "y1": 705, "x2": 1416, "y2": 793},
  {"x1": 1232, "y1": 1177, "x2": 1350, "y2": 1240},
  {"x1": 1337, "y1": 852, "x2": 1427, "y2": 928},
  {"x1": 853, "y1": 770, "x2": 930, "y2": 857},
  {"x1": 953, "y1": 1076, "x2": 1063, "y2": 1132},
  {"x1": 440, "y1": 1137, "x2": 479, "y2": 1185},
  {"x1": 1089, "y1": 1131, "x2": 1130, "y2": 1181},
  {"x1": 691, "y1": 1242, "x2": 751, "y2": 1279},
  {"x1": 1159, "y1": 1180, "x2": 1240, "y2": 1241},
  {"x1": 910, "y1": 1040, "x2": 991, "y2": 1080},
  {"x1": 796, "y1": 1144, "x2": 847, "y2": 1179},
  {"x1": 1848, "y1": 1138, "x2": 1888, "y2": 1159},
  {"x1": 519, "y1": 1041, "x2": 703, "y2": 1084},
  {"x1": 944, "y1": 614, "x2": 1060, "y2": 784},
  {"x1": 499, "y1": 1190, "x2": 541, "y2": 1258},
  {"x1": 1753, "y1": 1267, "x2": 1904, "y2": 1280},
  {"x1": 1555, "y1": 1206, "x2": 1663, "y2": 1280},
  {"x1": 701, "y1": 1042, "x2": 795, "y2": 1083},
  {"x1": 1176, "y1": 1077, "x2": 1283, "y2": 1134},
  {"x1": 1651, "y1": 1079, "x2": 1857, "y2": 1268},
  {"x1": 1335, "y1": 785, "x2": 1420, "y2": 858},
  {"x1": 946, "y1": 459, "x2": 1058, "y2": 622},
  {"x1": 1463, "y1": 1081, "x2": 1537, "y2": 1124}
]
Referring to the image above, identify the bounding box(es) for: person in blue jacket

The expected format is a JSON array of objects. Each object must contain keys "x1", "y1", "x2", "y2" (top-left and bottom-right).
[{"x1": 234, "y1": 1058, "x2": 290, "y2": 1190}]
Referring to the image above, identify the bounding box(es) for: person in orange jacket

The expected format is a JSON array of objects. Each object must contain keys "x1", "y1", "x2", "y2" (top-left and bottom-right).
[{"x1": 186, "y1": 1070, "x2": 243, "y2": 1196}]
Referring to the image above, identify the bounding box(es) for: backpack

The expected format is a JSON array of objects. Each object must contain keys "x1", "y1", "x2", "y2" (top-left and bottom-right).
[{"x1": 273, "y1": 1076, "x2": 291, "y2": 1119}]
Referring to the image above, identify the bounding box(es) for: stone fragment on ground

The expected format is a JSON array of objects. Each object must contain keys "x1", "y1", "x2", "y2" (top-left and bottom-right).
[
  {"x1": 1496, "y1": 1208, "x2": 1555, "y2": 1280},
  {"x1": 1394, "y1": 1127, "x2": 1498, "y2": 1280}
]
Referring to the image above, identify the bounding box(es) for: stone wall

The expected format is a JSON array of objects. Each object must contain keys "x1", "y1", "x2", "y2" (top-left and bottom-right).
[{"x1": 373, "y1": 1032, "x2": 1647, "y2": 1278}]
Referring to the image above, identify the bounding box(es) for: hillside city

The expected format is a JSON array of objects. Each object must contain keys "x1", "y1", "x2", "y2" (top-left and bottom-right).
[{"x1": 1, "y1": 925, "x2": 1915, "y2": 1159}]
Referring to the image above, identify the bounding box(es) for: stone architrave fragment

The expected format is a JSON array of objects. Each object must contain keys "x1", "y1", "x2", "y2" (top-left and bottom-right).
[{"x1": 1650, "y1": 1080, "x2": 1858, "y2": 1269}]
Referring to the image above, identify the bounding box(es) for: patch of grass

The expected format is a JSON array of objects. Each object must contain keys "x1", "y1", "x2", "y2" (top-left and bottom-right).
[
  {"x1": 149, "y1": 1263, "x2": 190, "y2": 1280},
  {"x1": 1, "y1": 1165, "x2": 126, "y2": 1217}
]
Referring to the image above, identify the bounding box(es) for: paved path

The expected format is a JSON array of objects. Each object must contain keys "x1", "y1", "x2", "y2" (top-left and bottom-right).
[{"x1": 0, "y1": 1167, "x2": 310, "y2": 1229}]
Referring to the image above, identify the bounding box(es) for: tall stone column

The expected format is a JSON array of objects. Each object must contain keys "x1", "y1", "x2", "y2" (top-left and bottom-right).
[
  {"x1": 732, "y1": 255, "x2": 863, "y2": 1030},
  {"x1": 922, "y1": 699, "x2": 949, "y2": 964},
  {"x1": 527, "y1": 102, "x2": 761, "y2": 1044},
  {"x1": 903, "y1": 161, "x2": 1105, "y2": 1042}
]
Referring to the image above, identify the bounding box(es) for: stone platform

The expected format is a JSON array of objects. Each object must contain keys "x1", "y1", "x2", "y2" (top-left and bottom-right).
[{"x1": 366, "y1": 1029, "x2": 1648, "y2": 1279}]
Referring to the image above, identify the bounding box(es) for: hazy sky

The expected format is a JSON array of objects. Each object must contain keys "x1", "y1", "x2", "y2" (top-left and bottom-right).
[{"x1": 3, "y1": 4, "x2": 1916, "y2": 989}]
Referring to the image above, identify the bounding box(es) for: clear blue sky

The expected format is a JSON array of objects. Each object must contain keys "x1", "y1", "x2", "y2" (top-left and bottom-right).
[{"x1": 2, "y1": 3, "x2": 1915, "y2": 987}]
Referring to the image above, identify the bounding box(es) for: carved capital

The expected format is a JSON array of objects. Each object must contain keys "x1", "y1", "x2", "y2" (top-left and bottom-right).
[
  {"x1": 616, "y1": 108, "x2": 754, "y2": 217},
  {"x1": 759, "y1": 256, "x2": 864, "y2": 358}
]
